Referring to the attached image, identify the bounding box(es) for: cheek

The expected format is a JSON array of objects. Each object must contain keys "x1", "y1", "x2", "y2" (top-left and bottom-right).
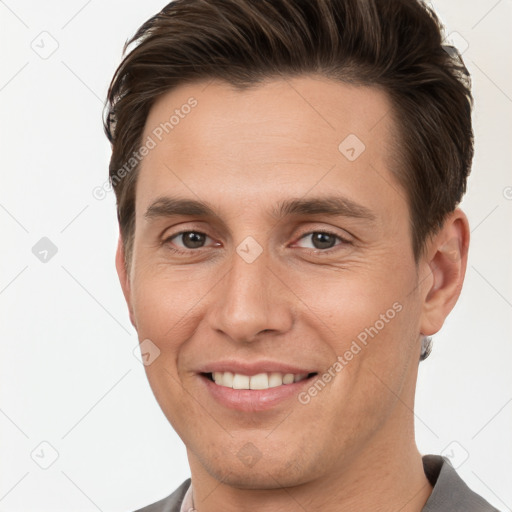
[
  {"x1": 130, "y1": 265, "x2": 213, "y2": 347},
  {"x1": 295, "y1": 260, "x2": 419, "y2": 397},
  {"x1": 296, "y1": 261, "x2": 409, "y2": 340}
]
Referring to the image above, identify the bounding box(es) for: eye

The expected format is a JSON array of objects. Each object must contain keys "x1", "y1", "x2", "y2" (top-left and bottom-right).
[
  {"x1": 294, "y1": 231, "x2": 349, "y2": 251},
  {"x1": 162, "y1": 229, "x2": 350, "y2": 255},
  {"x1": 164, "y1": 231, "x2": 218, "y2": 252}
]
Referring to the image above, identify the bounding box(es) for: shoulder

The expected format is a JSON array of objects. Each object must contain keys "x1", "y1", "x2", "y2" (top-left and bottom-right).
[
  {"x1": 132, "y1": 478, "x2": 191, "y2": 512},
  {"x1": 422, "y1": 455, "x2": 500, "y2": 512}
]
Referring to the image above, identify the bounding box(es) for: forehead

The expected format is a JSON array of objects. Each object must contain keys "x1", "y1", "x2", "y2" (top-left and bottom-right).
[
  {"x1": 142, "y1": 75, "x2": 396, "y2": 158},
  {"x1": 136, "y1": 76, "x2": 403, "y2": 221}
]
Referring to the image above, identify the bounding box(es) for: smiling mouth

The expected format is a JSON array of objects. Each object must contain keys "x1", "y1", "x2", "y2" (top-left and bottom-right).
[{"x1": 202, "y1": 371, "x2": 318, "y2": 390}]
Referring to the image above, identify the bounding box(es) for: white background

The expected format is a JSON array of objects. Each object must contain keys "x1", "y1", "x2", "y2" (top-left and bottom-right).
[{"x1": 1, "y1": 0, "x2": 511, "y2": 510}]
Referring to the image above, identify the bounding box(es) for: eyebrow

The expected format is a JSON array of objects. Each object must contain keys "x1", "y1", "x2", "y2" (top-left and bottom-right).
[{"x1": 144, "y1": 195, "x2": 376, "y2": 222}]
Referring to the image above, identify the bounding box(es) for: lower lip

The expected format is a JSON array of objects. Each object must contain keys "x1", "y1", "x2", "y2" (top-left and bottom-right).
[{"x1": 199, "y1": 374, "x2": 315, "y2": 412}]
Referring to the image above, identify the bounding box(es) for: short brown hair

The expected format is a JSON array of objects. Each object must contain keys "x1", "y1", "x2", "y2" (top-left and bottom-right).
[{"x1": 104, "y1": 0, "x2": 473, "y2": 268}]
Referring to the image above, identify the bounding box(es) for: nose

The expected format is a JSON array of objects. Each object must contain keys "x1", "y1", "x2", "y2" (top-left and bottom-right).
[{"x1": 207, "y1": 245, "x2": 294, "y2": 343}]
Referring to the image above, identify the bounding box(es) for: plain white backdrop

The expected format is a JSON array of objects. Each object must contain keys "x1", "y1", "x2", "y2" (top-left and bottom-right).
[{"x1": 1, "y1": 0, "x2": 511, "y2": 510}]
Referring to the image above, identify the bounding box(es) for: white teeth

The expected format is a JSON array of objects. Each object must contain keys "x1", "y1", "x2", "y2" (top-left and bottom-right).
[
  {"x1": 282, "y1": 373, "x2": 295, "y2": 384},
  {"x1": 232, "y1": 374, "x2": 250, "y2": 389},
  {"x1": 268, "y1": 372, "x2": 283, "y2": 388},
  {"x1": 210, "y1": 371, "x2": 310, "y2": 390},
  {"x1": 222, "y1": 371, "x2": 234, "y2": 387},
  {"x1": 249, "y1": 373, "x2": 268, "y2": 390}
]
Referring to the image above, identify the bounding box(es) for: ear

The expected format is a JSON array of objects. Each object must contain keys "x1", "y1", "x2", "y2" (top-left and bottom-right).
[
  {"x1": 419, "y1": 208, "x2": 470, "y2": 336},
  {"x1": 115, "y1": 235, "x2": 137, "y2": 329}
]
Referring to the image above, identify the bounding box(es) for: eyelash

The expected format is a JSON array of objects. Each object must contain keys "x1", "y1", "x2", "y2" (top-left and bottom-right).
[{"x1": 162, "y1": 229, "x2": 351, "y2": 256}]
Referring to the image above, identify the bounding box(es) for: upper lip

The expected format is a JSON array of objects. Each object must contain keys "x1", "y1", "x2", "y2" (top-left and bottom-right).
[{"x1": 197, "y1": 360, "x2": 317, "y2": 376}]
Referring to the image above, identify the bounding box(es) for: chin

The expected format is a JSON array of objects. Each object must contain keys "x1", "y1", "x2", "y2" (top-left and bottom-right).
[
  {"x1": 195, "y1": 444, "x2": 325, "y2": 490},
  {"x1": 208, "y1": 466, "x2": 311, "y2": 490}
]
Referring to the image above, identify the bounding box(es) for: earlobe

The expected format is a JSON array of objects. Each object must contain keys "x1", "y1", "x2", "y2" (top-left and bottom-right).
[
  {"x1": 419, "y1": 209, "x2": 470, "y2": 336},
  {"x1": 115, "y1": 235, "x2": 137, "y2": 329}
]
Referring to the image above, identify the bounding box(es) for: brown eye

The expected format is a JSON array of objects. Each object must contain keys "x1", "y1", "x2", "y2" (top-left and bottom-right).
[
  {"x1": 310, "y1": 232, "x2": 337, "y2": 250},
  {"x1": 295, "y1": 231, "x2": 347, "y2": 251},
  {"x1": 179, "y1": 232, "x2": 207, "y2": 249},
  {"x1": 165, "y1": 231, "x2": 213, "y2": 251}
]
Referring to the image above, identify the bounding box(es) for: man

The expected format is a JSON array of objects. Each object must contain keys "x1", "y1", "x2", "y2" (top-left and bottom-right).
[{"x1": 103, "y1": 0, "x2": 499, "y2": 510}]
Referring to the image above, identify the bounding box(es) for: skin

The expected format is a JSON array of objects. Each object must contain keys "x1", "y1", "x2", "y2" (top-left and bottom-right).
[{"x1": 116, "y1": 76, "x2": 470, "y2": 511}]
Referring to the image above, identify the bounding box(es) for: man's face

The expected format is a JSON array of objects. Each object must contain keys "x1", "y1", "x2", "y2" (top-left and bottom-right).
[{"x1": 121, "y1": 76, "x2": 429, "y2": 488}]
